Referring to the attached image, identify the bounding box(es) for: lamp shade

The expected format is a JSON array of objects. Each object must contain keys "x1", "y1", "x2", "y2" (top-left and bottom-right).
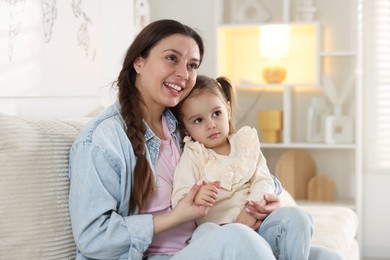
[{"x1": 260, "y1": 24, "x2": 291, "y2": 58}]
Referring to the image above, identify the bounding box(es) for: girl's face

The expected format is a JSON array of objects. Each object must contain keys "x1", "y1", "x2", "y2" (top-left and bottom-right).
[
  {"x1": 181, "y1": 91, "x2": 231, "y2": 154},
  {"x1": 134, "y1": 34, "x2": 201, "y2": 110}
]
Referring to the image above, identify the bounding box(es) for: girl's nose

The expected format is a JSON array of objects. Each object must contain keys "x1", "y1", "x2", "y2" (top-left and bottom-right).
[{"x1": 207, "y1": 119, "x2": 216, "y2": 130}]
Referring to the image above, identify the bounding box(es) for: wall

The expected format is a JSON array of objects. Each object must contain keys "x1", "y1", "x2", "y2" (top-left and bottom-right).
[
  {"x1": 363, "y1": 174, "x2": 390, "y2": 257},
  {"x1": 0, "y1": 0, "x2": 135, "y2": 118},
  {"x1": 148, "y1": 0, "x2": 222, "y2": 78}
]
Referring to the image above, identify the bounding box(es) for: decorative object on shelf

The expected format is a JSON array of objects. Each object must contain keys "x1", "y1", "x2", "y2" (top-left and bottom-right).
[
  {"x1": 257, "y1": 110, "x2": 283, "y2": 143},
  {"x1": 297, "y1": 0, "x2": 317, "y2": 22},
  {"x1": 307, "y1": 175, "x2": 336, "y2": 202},
  {"x1": 259, "y1": 24, "x2": 291, "y2": 83},
  {"x1": 322, "y1": 75, "x2": 354, "y2": 144},
  {"x1": 325, "y1": 106, "x2": 354, "y2": 144},
  {"x1": 307, "y1": 96, "x2": 330, "y2": 143},
  {"x1": 232, "y1": 0, "x2": 270, "y2": 23},
  {"x1": 262, "y1": 65, "x2": 287, "y2": 84},
  {"x1": 275, "y1": 149, "x2": 316, "y2": 200}
]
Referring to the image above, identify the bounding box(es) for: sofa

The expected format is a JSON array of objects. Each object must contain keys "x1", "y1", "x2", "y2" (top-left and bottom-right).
[{"x1": 0, "y1": 113, "x2": 359, "y2": 259}]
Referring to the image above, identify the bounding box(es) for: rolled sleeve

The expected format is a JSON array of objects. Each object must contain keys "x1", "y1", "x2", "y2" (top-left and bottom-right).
[{"x1": 125, "y1": 214, "x2": 154, "y2": 258}]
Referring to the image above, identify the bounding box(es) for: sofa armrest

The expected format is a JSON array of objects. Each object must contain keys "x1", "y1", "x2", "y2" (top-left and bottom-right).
[{"x1": 0, "y1": 113, "x2": 89, "y2": 259}]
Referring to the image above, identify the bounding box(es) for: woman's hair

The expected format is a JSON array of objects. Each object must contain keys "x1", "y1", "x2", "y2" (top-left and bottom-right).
[
  {"x1": 115, "y1": 19, "x2": 204, "y2": 214},
  {"x1": 173, "y1": 75, "x2": 237, "y2": 139}
]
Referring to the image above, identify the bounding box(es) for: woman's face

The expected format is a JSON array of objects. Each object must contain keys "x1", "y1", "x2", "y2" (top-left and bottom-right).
[{"x1": 134, "y1": 34, "x2": 201, "y2": 110}]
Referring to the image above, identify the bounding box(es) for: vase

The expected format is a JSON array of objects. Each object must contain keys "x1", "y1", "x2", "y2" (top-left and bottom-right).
[
  {"x1": 257, "y1": 110, "x2": 283, "y2": 143},
  {"x1": 325, "y1": 106, "x2": 354, "y2": 144}
]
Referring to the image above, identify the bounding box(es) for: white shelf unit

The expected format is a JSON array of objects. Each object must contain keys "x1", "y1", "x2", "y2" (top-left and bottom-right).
[{"x1": 216, "y1": 22, "x2": 358, "y2": 210}]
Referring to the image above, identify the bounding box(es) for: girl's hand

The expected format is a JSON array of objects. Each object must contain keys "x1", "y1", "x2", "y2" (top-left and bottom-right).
[
  {"x1": 154, "y1": 180, "x2": 221, "y2": 235},
  {"x1": 171, "y1": 181, "x2": 211, "y2": 222},
  {"x1": 194, "y1": 180, "x2": 220, "y2": 207}
]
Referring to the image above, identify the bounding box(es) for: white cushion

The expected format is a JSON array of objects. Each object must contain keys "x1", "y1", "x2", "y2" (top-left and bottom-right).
[
  {"x1": 302, "y1": 205, "x2": 359, "y2": 259},
  {"x1": 280, "y1": 189, "x2": 359, "y2": 259},
  {"x1": 0, "y1": 114, "x2": 88, "y2": 259}
]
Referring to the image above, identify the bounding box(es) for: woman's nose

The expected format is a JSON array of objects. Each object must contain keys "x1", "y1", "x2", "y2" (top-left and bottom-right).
[{"x1": 176, "y1": 63, "x2": 189, "y2": 80}]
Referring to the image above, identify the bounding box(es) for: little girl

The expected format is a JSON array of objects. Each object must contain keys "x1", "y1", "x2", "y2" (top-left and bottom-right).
[{"x1": 171, "y1": 75, "x2": 276, "y2": 227}]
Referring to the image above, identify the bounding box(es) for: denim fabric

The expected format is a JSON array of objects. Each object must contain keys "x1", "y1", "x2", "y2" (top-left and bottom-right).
[
  {"x1": 272, "y1": 174, "x2": 282, "y2": 195},
  {"x1": 68, "y1": 100, "x2": 284, "y2": 260},
  {"x1": 258, "y1": 207, "x2": 343, "y2": 260},
  {"x1": 173, "y1": 223, "x2": 276, "y2": 260},
  {"x1": 68, "y1": 101, "x2": 180, "y2": 259},
  {"x1": 150, "y1": 208, "x2": 342, "y2": 260}
]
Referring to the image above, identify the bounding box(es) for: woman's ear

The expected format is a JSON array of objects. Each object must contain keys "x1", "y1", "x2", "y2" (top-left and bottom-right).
[{"x1": 133, "y1": 56, "x2": 144, "y2": 74}]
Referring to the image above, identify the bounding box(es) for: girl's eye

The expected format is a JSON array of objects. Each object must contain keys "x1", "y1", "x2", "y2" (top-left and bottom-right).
[
  {"x1": 212, "y1": 111, "x2": 221, "y2": 117},
  {"x1": 194, "y1": 118, "x2": 203, "y2": 124}
]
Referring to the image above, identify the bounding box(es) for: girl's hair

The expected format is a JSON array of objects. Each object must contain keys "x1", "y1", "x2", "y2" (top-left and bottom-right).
[
  {"x1": 115, "y1": 19, "x2": 204, "y2": 214},
  {"x1": 173, "y1": 75, "x2": 237, "y2": 139}
]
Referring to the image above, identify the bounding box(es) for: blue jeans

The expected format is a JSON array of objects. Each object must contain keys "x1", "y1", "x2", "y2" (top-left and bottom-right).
[
  {"x1": 147, "y1": 224, "x2": 274, "y2": 260},
  {"x1": 148, "y1": 207, "x2": 342, "y2": 260},
  {"x1": 258, "y1": 206, "x2": 342, "y2": 260},
  {"x1": 173, "y1": 222, "x2": 275, "y2": 260}
]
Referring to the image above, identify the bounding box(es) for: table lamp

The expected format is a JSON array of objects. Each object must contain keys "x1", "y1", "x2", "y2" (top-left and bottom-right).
[{"x1": 260, "y1": 24, "x2": 291, "y2": 83}]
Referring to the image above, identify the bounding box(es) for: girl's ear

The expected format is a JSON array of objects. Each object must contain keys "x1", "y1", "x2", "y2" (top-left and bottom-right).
[{"x1": 133, "y1": 56, "x2": 144, "y2": 74}]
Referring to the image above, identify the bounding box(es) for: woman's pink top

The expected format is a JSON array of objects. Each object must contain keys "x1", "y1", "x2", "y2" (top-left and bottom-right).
[{"x1": 141, "y1": 115, "x2": 196, "y2": 256}]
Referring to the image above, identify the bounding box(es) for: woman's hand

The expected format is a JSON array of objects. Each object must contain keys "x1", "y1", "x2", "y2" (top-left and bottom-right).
[
  {"x1": 237, "y1": 194, "x2": 281, "y2": 230},
  {"x1": 172, "y1": 180, "x2": 220, "y2": 221},
  {"x1": 235, "y1": 208, "x2": 257, "y2": 229},
  {"x1": 154, "y1": 181, "x2": 209, "y2": 234},
  {"x1": 174, "y1": 181, "x2": 211, "y2": 220}
]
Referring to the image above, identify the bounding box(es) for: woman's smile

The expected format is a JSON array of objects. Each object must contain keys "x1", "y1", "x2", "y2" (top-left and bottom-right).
[{"x1": 164, "y1": 81, "x2": 184, "y2": 97}]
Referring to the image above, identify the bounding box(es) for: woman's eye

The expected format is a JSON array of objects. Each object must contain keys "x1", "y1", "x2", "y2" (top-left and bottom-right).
[
  {"x1": 167, "y1": 55, "x2": 177, "y2": 62},
  {"x1": 188, "y1": 63, "x2": 199, "y2": 70}
]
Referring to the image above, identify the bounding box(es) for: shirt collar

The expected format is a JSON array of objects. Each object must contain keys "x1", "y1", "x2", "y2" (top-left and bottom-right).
[{"x1": 144, "y1": 109, "x2": 178, "y2": 142}]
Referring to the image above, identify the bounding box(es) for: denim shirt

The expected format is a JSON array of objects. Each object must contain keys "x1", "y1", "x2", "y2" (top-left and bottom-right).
[
  {"x1": 68, "y1": 100, "x2": 282, "y2": 260},
  {"x1": 68, "y1": 101, "x2": 181, "y2": 260}
]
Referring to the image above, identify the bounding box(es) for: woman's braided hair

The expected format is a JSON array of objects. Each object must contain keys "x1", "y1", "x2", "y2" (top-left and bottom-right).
[{"x1": 115, "y1": 19, "x2": 204, "y2": 214}]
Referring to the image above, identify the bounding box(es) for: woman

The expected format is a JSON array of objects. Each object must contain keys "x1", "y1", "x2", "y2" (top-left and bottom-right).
[{"x1": 68, "y1": 19, "x2": 341, "y2": 260}]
